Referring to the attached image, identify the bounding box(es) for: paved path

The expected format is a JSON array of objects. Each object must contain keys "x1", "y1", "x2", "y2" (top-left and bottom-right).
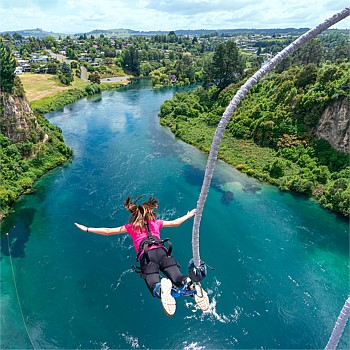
[{"x1": 80, "y1": 65, "x2": 88, "y2": 80}]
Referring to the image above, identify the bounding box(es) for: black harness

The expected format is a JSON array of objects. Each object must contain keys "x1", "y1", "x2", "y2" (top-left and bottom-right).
[{"x1": 136, "y1": 222, "x2": 173, "y2": 262}]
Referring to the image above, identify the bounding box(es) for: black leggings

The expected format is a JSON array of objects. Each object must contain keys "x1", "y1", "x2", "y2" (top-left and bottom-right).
[{"x1": 139, "y1": 247, "x2": 188, "y2": 295}]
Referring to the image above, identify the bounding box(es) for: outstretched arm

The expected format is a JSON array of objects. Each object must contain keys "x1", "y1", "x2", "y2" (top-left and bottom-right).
[
  {"x1": 162, "y1": 209, "x2": 196, "y2": 227},
  {"x1": 74, "y1": 223, "x2": 127, "y2": 236}
]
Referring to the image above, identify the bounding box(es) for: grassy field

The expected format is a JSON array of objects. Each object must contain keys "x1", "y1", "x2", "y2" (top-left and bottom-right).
[{"x1": 19, "y1": 73, "x2": 90, "y2": 102}]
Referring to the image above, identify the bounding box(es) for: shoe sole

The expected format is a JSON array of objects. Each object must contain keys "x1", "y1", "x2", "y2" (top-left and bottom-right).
[
  {"x1": 161, "y1": 278, "x2": 176, "y2": 316},
  {"x1": 194, "y1": 284, "x2": 209, "y2": 311}
]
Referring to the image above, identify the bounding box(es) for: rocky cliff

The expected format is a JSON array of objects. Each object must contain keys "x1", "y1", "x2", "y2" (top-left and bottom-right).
[
  {"x1": 0, "y1": 91, "x2": 44, "y2": 143},
  {"x1": 315, "y1": 98, "x2": 349, "y2": 153}
]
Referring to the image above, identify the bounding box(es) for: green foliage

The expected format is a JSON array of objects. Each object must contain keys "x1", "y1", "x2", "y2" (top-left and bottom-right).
[
  {"x1": 0, "y1": 112, "x2": 73, "y2": 217},
  {"x1": 267, "y1": 159, "x2": 286, "y2": 178},
  {"x1": 85, "y1": 83, "x2": 101, "y2": 95},
  {"x1": 121, "y1": 45, "x2": 140, "y2": 75},
  {"x1": 88, "y1": 72, "x2": 101, "y2": 84},
  {"x1": 13, "y1": 76, "x2": 26, "y2": 98},
  {"x1": 31, "y1": 88, "x2": 87, "y2": 113},
  {"x1": 0, "y1": 41, "x2": 16, "y2": 93},
  {"x1": 313, "y1": 139, "x2": 349, "y2": 172},
  {"x1": 159, "y1": 59, "x2": 350, "y2": 216},
  {"x1": 203, "y1": 41, "x2": 245, "y2": 90},
  {"x1": 58, "y1": 62, "x2": 74, "y2": 85}
]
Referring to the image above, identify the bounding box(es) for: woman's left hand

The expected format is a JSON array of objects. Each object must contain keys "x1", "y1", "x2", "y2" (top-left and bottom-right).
[{"x1": 187, "y1": 209, "x2": 196, "y2": 217}]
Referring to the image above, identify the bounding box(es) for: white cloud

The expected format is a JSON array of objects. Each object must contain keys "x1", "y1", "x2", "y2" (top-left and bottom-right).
[{"x1": 0, "y1": 0, "x2": 349, "y2": 33}]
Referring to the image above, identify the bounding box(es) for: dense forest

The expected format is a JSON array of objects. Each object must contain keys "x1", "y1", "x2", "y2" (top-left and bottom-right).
[{"x1": 159, "y1": 37, "x2": 350, "y2": 216}]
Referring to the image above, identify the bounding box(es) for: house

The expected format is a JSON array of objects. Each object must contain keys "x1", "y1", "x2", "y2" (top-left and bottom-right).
[
  {"x1": 78, "y1": 56, "x2": 92, "y2": 62},
  {"x1": 17, "y1": 59, "x2": 30, "y2": 66},
  {"x1": 22, "y1": 64, "x2": 31, "y2": 72},
  {"x1": 40, "y1": 55, "x2": 49, "y2": 62},
  {"x1": 14, "y1": 67, "x2": 23, "y2": 74}
]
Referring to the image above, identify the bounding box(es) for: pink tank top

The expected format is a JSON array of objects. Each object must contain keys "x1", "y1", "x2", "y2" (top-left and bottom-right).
[{"x1": 124, "y1": 220, "x2": 164, "y2": 252}]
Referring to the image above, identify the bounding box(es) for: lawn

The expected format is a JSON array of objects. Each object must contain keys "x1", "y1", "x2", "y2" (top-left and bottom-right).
[{"x1": 19, "y1": 73, "x2": 89, "y2": 102}]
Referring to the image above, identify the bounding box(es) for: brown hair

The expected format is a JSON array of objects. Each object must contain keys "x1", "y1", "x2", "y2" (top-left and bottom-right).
[{"x1": 124, "y1": 195, "x2": 159, "y2": 232}]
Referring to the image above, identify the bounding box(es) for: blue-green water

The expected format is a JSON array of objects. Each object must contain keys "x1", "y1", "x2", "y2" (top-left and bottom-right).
[{"x1": 1, "y1": 80, "x2": 349, "y2": 349}]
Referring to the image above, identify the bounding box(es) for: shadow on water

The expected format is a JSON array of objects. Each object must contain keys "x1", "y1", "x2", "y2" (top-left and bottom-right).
[{"x1": 0, "y1": 208, "x2": 36, "y2": 259}]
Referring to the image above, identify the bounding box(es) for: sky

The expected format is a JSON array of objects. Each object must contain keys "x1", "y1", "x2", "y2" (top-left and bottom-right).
[{"x1": 1, "y1": 0, "x2": 349, "y2": 34}]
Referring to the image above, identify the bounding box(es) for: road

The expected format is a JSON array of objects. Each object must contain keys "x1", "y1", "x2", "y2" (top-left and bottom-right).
[
  {"x1": 47, "y1": 50, "x2": 72, "y2": 63},
  {"x1": 100, "y1": 76, "x2": 130, "y2": 82}
]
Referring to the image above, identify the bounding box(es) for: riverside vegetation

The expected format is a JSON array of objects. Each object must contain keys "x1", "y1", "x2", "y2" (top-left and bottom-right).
[
  {"x1": 0, "y1": 76, "x2": 73, "y2": 218},
  {"x1": 159, "y1": 41, "x2": 349, "y2": 216}
]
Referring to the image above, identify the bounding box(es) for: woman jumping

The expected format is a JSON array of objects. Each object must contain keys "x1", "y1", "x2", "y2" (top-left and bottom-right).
[{"x1": 74, "y1": 195, "x2": 209, "y2": 316}]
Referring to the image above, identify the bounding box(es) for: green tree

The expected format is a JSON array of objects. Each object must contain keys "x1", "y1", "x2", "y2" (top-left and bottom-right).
[
  {"x1": 47, "y1": 62, "x2": 58, "y2": 74},
  {"x1": 0, "y1": 41, "x2": 16, "y2": 93},
  {"x1": 12, "y1": 32, "x2": 23, "y2": 41},
  {"x1": 203, "y1": 41, "x2": 244, "y2": 90},
  {"x1": 58, "y1": 62, "x2": 73, "y2": 85},
  {"x1": 88, "y1": 71, "x2": 101, "y2": 84},
  {"x1": 293, "y1": 38, "x2": 324, "y2": 66},
  {"x1": 122, "y1": 45, "x2": 140, "y2": 75}
]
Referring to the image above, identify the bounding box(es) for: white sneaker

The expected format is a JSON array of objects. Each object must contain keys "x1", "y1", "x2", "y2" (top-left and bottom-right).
[
  {"x1": 194, "y1": 283, "x2": 209, "y2": 311},
  {"x1": 160, "y1": 278, "x2": 176, "y2": 316}
]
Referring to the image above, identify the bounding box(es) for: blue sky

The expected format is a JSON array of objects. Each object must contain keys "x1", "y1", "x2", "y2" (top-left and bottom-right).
[{"x1": 1, "y1": 0, "x2": 349, "y2": 34}]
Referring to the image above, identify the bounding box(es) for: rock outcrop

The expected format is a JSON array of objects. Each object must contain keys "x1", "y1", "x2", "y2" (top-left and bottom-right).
[
  {"x1": 315, "y1": 98, "x2": 349, "y2": 153},
  {"x1": 0, "y1": 92, "x2": 44, "y2": 143}
]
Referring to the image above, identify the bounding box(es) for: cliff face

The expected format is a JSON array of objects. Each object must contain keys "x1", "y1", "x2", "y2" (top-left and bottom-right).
[
  {"x1": 1, "y1": 92, "x2": 43, "y2": 143},
  {"x1": 315, "y1": 98, "x2": 349, "y2": 153}
]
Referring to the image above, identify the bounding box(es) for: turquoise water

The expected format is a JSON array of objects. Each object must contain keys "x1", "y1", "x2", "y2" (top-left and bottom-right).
[{"x1": 1, "y1": 80, "x2": 349, "y2": 349}]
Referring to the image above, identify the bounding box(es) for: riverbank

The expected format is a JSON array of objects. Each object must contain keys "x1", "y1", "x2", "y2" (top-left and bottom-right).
[
  {"x1": 159, "y1": 112, "x2": 349, "y2": 218},
  {"x1": 19, "y1": 73, "x2": 130, "y2": 111},
  {"x1": 0, "y1": 76, "x2": 131, "y2": 219}
]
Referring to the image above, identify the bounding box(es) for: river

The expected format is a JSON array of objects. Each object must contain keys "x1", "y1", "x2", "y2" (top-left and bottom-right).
[{"x1": 1, "y1": 79, "x2": 349, "y2": 349}]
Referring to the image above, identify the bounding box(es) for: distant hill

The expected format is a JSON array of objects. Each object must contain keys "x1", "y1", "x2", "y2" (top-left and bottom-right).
[
  {"x1": 1, "y1": 28, "x2": 67, "y2": 39},
  {"x1": 2, "y1": 27, "x2": 349, "y2": 39}
]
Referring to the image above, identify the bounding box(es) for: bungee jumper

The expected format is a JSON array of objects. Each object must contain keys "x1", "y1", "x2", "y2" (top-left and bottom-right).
[{"x1": 74, "y1": 195, "x2": 209, "y2": 316}]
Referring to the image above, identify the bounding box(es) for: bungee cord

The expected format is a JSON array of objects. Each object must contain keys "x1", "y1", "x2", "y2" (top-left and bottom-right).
[
  {"x1": 191, "y1": 7, "x2": 350, "y2": 270},
  {"x1": 325, "y1": 296, "x2": 350, "y2": 350},
  {"x1": 189, "y1": 7, "x2": 350, "y2": 348}
]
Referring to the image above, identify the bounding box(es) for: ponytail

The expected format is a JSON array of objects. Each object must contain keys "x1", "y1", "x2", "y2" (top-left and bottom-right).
[{"x1": 124, "y1": 195, "x2": 159, "y2": 232}]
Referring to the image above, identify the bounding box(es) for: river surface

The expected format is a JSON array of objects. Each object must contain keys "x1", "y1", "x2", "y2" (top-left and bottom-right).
[{"x1": 1, "y1": 80, "x2": 349, "y2": 349}]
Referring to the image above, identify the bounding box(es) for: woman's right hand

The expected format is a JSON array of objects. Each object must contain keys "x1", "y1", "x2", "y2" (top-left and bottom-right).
[{"x1": 74, "y1": 223, "x2": 87, "y2": 232}]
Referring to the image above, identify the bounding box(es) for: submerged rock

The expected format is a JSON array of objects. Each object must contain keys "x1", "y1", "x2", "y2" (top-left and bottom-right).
[{"x1": 221, "y1": 190, "x2": 234, "y2": 204}]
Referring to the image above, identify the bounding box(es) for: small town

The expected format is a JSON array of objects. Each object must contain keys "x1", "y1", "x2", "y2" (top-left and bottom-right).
[{"x1": 1, "y1": 27, "x2": 307, "y2": 85}]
